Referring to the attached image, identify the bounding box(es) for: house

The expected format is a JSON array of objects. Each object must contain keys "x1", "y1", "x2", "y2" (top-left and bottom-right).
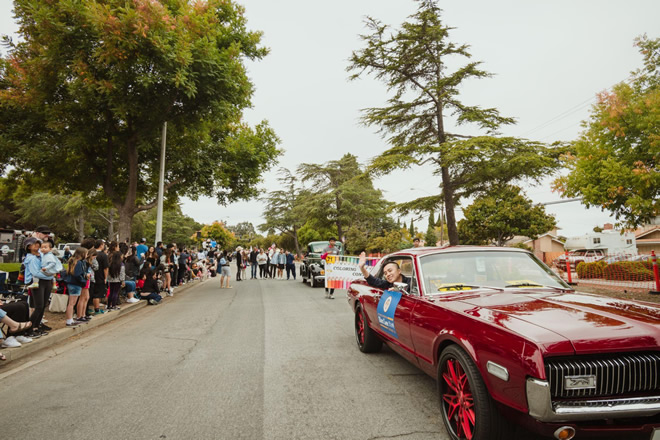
[
  {"x1": 506, "y1": 228, "x2": 565, "y2": 264},
  {"x1": 635, "y1": 226, "x2": 660, "y2": 255}
]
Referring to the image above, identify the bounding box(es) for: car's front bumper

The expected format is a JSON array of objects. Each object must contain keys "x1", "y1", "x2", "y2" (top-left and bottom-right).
[{"x1": 526, "y1": 378, "x2": 660, "y2": 422}]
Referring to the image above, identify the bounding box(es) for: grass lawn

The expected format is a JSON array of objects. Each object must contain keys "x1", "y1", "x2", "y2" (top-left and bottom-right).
[{"x1": 0, "y1": 263, "x2": 21, "y2": 272}]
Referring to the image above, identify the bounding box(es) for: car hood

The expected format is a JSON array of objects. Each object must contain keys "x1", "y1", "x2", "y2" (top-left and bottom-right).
[{"x1": 456, "y1": 290, "x2": 660, "y2": 355}]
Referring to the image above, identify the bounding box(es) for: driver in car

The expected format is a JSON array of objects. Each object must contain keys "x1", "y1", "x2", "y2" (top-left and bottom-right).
[{"x1": 358, "y1": 252, "x2": 411, "y2": 292}]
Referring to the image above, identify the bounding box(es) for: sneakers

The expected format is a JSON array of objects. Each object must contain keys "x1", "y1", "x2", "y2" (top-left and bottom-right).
[
  {"x1": 40, "y1": 324, "x2": 52, "y2": 332},
  {"x1": 26, "y1": 330, "x2": 41, "y2": 339},
  {"x1": 15, "y1": 335, "x2": 33, "y2": 344},
  {"x1": 126, "y1": 298, "x2": 139, "y2": 303},
  {"x1": 2, "y1": 336, "x2": 21, "y2": 348},
  {"x1": 325, "y1": 291, "x2": 329, "y2": 299},
  {"x1": 329, "y1": 294, "x2": 335, "y2": 300},
  {"x1": 148, "y1": 299, "x2": 160, "y2": 305},
  {"x1": 94, "y1": 309, "x2": 105, "y2": 315},
  {"x1": 66, "y1": 321, "x2": 79, "y2": 327}
]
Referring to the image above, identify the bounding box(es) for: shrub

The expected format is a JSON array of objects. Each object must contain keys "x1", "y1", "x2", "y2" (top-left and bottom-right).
[
  {"x1": 603, "y1": 261, "x2": 654, "y2": 281},
  {"x1": 576, "y1": 261, "x2": 604, "y2": 279}
]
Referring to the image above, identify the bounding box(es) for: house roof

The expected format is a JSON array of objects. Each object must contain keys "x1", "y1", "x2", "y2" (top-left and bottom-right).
[{"x1": 635, "y1": 226, "x2": 660, "y2": 239}]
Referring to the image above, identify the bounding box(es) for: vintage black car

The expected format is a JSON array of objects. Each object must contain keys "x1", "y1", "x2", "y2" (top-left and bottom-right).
[{"x1": 300, "y1": 241, "x2": 343, "y2": 288}]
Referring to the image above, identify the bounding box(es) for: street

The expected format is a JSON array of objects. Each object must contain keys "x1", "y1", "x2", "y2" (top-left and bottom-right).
[{"x1": 0, "y1": 276, "x2": 448, "y2": 440}]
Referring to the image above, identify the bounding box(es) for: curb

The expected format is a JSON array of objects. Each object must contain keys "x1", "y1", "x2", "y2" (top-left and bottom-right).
[{"x1": 1, "y1": 278, "x2": 207, "y2": 364}]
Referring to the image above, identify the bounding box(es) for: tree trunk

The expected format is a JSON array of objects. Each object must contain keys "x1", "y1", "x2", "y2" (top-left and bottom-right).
[
  {"x1": 293, "y1": 226, "x2": 301, "y2": 258},
  {"x1": 335, "y1": 195, "x2": 344, "y2": 245},
  {"x1": 117, "y1": 207, "x2": 134, "y2": 243},
  {"x1": 441, "y1": 166, "x2": 459, "y2": 245},
  {"x1": 107, "y1": 208, "x2": 115, "y2": 241},
  {"x1": 77, "y1": 211, "x2": 85, "y2": 242}
]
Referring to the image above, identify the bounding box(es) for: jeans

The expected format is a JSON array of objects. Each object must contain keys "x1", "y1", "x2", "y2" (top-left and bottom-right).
[
  {"x1": 124, "y1": 280, "x2": 136, "y2": 293},
  {"x1": 141, "y1": 292, "x2": 161, "y2": 303},
  {"x1": 286, "y1": 264, "x2": 296, "y2": 280},
  {"x1": 251, "y1": 264, "x2": 257, "y2": 279}
]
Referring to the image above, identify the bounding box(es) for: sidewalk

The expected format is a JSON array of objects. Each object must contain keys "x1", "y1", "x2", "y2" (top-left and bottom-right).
[{"x1": 1, "y1": 278, "x2": 210, "y2": 364}]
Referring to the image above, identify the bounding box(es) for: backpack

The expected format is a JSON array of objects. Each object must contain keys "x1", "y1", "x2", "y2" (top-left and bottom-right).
[{"x1": 219, "y1": 257, "x2": 227, "y2": 266}]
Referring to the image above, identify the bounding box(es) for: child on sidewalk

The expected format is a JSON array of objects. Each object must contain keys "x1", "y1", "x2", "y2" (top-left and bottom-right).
[{"x1": 65, "y1": 247, "x2": 88, "y2": 326}]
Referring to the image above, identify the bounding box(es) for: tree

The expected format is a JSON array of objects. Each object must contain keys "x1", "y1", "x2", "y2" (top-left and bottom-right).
[
  {"x1": 348, "y1": 1, "x2": 563, "y2": 245},
  {"x1": 131, "y1": 204, "x2": 201, "y2": 247},
  {"x1": 199, "y1": 221, "x2": 235, "y2": 251},
  {"x1": 260, "y1": 169, "x2": 307, "y2": 256},
  {"x1": 298, "y1": 154, "x2": 394, "y2": 248},
  {"x1": 458, "y1": 185, "x2": 556, "y2": 246},
  {"x1": 228, "y1": 221, "x2": 257, "y2": 246},
  {"x1": 554, "y1": 35, "x2": 660, "y2": 229},
  {"x1": 425, "y1": 211, "x2": 437, "y2": 246},
  {"x1": 0, "y1": 0, "x2": 280, "y2": 241}
]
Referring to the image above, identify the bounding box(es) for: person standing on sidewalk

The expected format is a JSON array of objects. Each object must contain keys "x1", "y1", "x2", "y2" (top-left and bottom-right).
[
  {"x1": 235, "y1": 247, "x2": 243, "y2": 281},
  {"x1": 285, "y1": 250, "x2": 296, "y2": 280},
  {"x1": 321, "y1": 238, "x2": 340, "y2": 299},
  {"x1": 91, "y1": 240, "x2": 109, "y2": 315},
  {"x1": 257, "y1": 249, "x2": 267, "y2": 278},
  {"x1": 249, "y1": 247, "x2": 258, "y2": 279}
]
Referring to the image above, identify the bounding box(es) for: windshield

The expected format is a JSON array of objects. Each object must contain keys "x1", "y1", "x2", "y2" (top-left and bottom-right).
[
  {"x1": 308, "y1": 242, "x2": 342, "y2": 253},
  {"x1": 420, "y1": 251, "x2": 569, "y2": 292}
]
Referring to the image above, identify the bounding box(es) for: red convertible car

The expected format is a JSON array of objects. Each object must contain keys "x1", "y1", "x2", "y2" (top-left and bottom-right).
[{"x1": 347, "y1": 247, "x2": 660, "y2": 440}]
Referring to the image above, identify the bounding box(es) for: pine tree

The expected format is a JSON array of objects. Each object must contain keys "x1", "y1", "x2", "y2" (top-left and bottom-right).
[{"x1": 409, "y1": 218, "x2": 415, "y2": 236}]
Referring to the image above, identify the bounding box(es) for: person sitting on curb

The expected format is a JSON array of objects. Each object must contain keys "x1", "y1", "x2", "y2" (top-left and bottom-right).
[
  {"x1": 139, "y1": 268, "x2": 162, "y2": 305},
  {"x1": 358, "y1": 251, "x2": 411, "y2": 292},
  {"x1": 0, "y1": 301, "x2": 33, "y2": 351}
]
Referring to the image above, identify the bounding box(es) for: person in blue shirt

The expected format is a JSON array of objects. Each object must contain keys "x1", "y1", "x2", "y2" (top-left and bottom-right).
[
  {"x1": 22, "y1": 237, "x2": 51, "y2": 337},
  {"x1": 285, "y1": 251, "x2": 296, "y2": 280},
  {"x1": 136, "y1": 238, "x2": 148, "y2": 262}
]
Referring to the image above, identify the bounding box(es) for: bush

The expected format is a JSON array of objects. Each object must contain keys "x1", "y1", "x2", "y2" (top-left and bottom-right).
[
  {"x1": 576, "y1": 261, "x2": 604, "y2": 279},
  {"x1": 603, "y1": 261, "x2": 654, "y2": 282}
]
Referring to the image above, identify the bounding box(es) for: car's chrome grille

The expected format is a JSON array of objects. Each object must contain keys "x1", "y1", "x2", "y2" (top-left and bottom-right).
[{"x1": 545, "y1": 353, "x2": 660, "y2": 399}]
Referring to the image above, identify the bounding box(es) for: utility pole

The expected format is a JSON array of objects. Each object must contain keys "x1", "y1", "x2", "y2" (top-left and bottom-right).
[{"x1": 155, "y1": 121, "x2": 167, "y2": 246}]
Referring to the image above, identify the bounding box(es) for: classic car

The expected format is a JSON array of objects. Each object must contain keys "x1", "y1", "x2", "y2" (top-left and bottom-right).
[
  {"x1": 300, "y1": 241, "x2": 343, "y2": 287},
  {"x1": 347, "y1": 246, "x2": 660, "y2": 440}
]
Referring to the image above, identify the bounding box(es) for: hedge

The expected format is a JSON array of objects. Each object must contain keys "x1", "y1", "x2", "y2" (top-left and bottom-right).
[{"x1": 603, "y1": 261, "x2": 654, "y2": 282}]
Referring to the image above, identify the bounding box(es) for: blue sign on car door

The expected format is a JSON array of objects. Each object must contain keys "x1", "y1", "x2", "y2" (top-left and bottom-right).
[{"x1": 377, "y1": 290, "x2": 402, "y2": 338}]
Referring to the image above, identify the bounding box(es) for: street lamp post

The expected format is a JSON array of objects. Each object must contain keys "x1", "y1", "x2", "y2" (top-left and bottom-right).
[{"x1": 155, "y1": 121, "x2": 167, "y2": 246}]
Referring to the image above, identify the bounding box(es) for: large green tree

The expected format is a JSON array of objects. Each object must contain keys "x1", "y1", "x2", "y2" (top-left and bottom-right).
[
  {"x1": 458, "y1": 185, "x2": 556, "y2": 246},
  {"x1": 554, "y1": 35, "x2": 659, "y2": 229},
  {"x1": 348, "y1": 0, "x2": 562, "y2": 245},
  {"x1": 0, "y1": 0, "x2": 279, "y2": 240},
  {"x1": 260, "y1": 169, "x2": 308, "y2": 256},
  {"x1": 297, "y1": 154, "x2": 394, "y2": 248}
]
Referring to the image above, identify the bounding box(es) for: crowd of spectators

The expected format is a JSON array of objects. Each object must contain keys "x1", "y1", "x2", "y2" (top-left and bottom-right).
[{"x1": 0, "y1": 229, "x2": 227, "y2": 361}]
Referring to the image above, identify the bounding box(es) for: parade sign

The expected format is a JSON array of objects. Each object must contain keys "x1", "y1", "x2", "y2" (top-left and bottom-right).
[{"x1": 324, "y1": 255, "x2": 379, "y2": 289}]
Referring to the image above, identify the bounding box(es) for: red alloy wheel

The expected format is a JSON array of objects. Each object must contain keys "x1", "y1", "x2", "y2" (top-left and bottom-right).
[
  {"x1": 356, "y1": 309, "x2": 365, "y2": 345},
  {"x1": 442, "y1": 358, "x2": 476, "y2": 440}
]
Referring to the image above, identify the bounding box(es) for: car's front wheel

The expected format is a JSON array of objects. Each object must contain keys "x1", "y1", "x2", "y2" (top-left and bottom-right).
[
  {"x1": 355, "y1": 306, "x2": 382, "y2": 353},
  {"x1": 438, "y1": 345, "x2": 509, "y2": 440}
]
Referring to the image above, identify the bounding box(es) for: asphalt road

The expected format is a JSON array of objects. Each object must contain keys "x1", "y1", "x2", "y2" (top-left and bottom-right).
[{"x1": 0, "y1": 274, "x2": 550, "y2": 440}]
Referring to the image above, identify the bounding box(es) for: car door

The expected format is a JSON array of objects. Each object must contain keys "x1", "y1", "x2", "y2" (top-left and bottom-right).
[{"x1": 362, "y1": 255, "x2": 420, "y2": 364}]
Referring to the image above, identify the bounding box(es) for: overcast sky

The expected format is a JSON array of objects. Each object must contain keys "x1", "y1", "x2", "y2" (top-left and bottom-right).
[{"x1": 1, "y1": 1, "x2": 658, "y2": 238}]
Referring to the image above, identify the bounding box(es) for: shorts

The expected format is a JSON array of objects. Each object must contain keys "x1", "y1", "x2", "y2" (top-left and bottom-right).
[
  {"x1": 90, "y1": 281, "x2": 107, "y2": 299},
  {"x1": 68, "y1": 284, "x2": 82, "y2": 296},
  {"x1": 278, "y1": 263, "x2": 284, "y2": 270},
  {"x1": 221, "y1": 266, "x2": 231, "y2": 277}
]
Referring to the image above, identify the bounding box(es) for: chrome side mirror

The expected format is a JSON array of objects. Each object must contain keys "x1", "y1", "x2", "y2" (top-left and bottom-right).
[{"x1": 392, "y1": 282, "x2": 409, "y2": 294}]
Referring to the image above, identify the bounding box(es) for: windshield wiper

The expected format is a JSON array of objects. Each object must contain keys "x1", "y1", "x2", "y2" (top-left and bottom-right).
[
  {"x1": 505, "y1": 282, "x2": 570, "y2": 291},
  {"x1": 437, "y1": 284, "x2": 503, "y2": 292}
]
